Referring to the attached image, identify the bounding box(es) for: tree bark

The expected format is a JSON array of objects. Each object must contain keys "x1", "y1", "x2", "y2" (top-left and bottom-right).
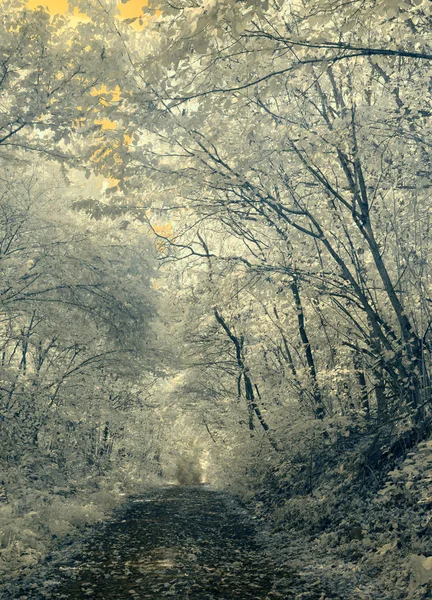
[
  {"x1": 213, "y1": 307, "x2": 279, "y2": 450},
  {"x1": 290, "y1": 279, "x2": 325, "y2": 419}
]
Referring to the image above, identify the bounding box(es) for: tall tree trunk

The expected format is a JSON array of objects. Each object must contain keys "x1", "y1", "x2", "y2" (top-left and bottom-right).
[
  {"x1": 271, "y1": 304, "x2": 309, "y2": 407},
  {"x1": 360, "y1": 221, "x2": 427, "y2": 419},
  {"x1": 213, "y1": 308, "x2": 279, "y2": 450},
  {"x1": 290, "y1": 279, "x2": 325, "y2": 419}
]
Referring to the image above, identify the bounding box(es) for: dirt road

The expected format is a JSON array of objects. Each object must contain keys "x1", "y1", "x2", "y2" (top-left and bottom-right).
[{"x1": 9, "y1": 485, "x2": 287, "y2": 599}]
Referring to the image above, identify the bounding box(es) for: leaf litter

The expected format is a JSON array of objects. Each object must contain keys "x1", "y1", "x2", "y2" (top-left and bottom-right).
[{"x1": 2, "y1": 485, "x2": 297, "y2": 599}]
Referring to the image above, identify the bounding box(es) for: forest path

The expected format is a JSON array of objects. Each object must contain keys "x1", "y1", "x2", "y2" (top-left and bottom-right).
[{"x1": 14, "y1": 485, "x2": 290, "y2": 599}]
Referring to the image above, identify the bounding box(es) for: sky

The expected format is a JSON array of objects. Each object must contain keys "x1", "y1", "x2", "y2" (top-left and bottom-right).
[{"x1": 26, "y1": 0, "x2": 149, "y2": 23}]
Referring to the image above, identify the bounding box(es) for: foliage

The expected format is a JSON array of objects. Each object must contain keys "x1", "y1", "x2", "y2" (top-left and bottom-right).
[{"x1": 0, "y1": 157, "x2": 162, "y2": 572}]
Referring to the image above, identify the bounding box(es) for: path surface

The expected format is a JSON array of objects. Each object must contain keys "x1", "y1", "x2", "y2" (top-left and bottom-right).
[{"x1": 10, "y1": 485, "x2": 288, "y2": 599}]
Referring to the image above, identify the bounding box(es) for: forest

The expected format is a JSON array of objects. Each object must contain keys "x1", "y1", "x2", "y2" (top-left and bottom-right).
[{"x1": 0, "y1": 0, "x2": 431, "y2": 598}]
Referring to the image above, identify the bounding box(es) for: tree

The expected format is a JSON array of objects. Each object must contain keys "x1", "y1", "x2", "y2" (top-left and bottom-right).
[
  {"x1": 0, "y1": 157, "x2": 160, "y2": 507},
  {"x1": 0, "y1": 0, "x2": 128, "y2": 163},
  {"x1": 90, "y1": 0, "x2": 432, "y2": 458}
]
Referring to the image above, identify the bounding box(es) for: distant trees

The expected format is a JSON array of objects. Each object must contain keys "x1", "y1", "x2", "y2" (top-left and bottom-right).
[{"x1": 0, "y1": 159, "x2": 159, "y2": 502}]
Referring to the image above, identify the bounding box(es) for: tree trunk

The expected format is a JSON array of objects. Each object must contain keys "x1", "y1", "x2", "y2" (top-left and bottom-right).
[
  {"x1": 213, "y1": 307, "x2": 279, "y2": 450},
  {"x1": 290, "y1": 279, "x2": 325, "y2": 419}
]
